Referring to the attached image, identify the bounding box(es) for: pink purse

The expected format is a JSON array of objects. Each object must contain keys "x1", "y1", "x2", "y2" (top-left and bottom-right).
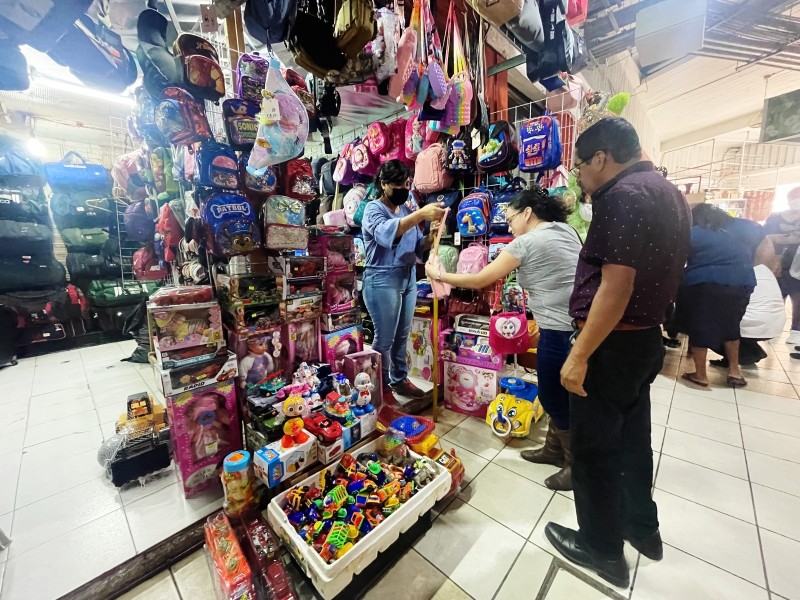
[
  {"x1": 489, "y1": 311, "x2": 530, "y2": 355},
  {"x1": 427, "y1": 209, "x2": 452, "y2": 299}
]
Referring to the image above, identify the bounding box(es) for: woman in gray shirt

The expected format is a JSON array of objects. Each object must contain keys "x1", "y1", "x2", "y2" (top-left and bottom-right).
[{"x1": 426, "y1": 187, "x2": 581, "y2": 490}]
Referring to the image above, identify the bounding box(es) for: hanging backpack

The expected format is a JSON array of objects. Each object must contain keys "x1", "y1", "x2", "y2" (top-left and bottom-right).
[
  {"x1": 264, "y1": 195, "x2": 307, "y2": 227},
  {"x1": 405, "y1": 113, "x2": 425, "y2": 161},
  {"x1": 366, "y1": 121, "x2": 391, "y2": 156},
  {"x1": 112, "y1": 149, "x2": 148, "y2": 201},
  {"x1": 174, "y1": 33, "x2": 225, "y2": 101},
  {"x1": 50, "y1": 192, "x2": 111, "y2": 229},
  {"x1": 135, "y1": 8, "x2": 183, "y2": 99},
  {"x1": 456, "y1": 242, "x2": 489, "y2": 274},
  {"x1": 456, "y1": 190, "x2": 492, "y2": 237},
  {"x1": 123, "y1": 201, "x2": 156, "y2": 243},
  {"x1": 0, "y1": 192, "x2": 49, "y2": 225},
  {"x1": 155, "y1": 87, "x2": 213, "y2": 146},
  {"x1": 445, "y1": 131, "x2": 475, "y2": 174},
  {"x1": 66, "y1": 252, "x2": 120, "y2": 280},
  {"x1": 507, "y1": 0, "x2": 545, "y2": 51},
  {"x1": 519, "y1": 114, "x2": 562, "y2": 173},
  {"x1": 287, "y1": 1, "x2": 348, "y2": 79},
  {"x1": 44, "y1": 151, "x2": 109, "y2": 193},
  {"x1": 223, "y1": 99, "x2": 260, "y2": 151},
  {"x1": 202, "y1": 193, "x2": 260, "y2": 257},
  {"x1": 156, "y1": 202, "x2": 184, "y2": 263},
  {"x1": 244, "y1": 0, "x2": 298, "y2": 46},
  {"x1": 194, "y1": 141, "x2": 240, "y2": 190},
  {"x1": 236, "y1": 51, "x2": 270, "y2": 104},
  {"x1": 60, "y1": 227, "x2": 110, "y2": 252},
  {"x1": 477, "y1": 121, "x2": 519, "y2": 173},
  {"x1": 147, "y1": 146, "x2": 180, "y2": 199},
  {"x1": 239, "y1": 154, "x2": 278, "y2": 198},
  {"x1": 334, "y1": 0, "x2": 376, "y2": 59},
  {"x1": 132, "y1": 244, "x2": 169, "y2": 281},
  {"x1": 471, "y1": 0, "x2": 523, "y2": 26},
  {"x1": 333, "y1": 142, "x2": 358, "y2": 186},
  {"x1": 342, "y1": 185, "x2": 368, "y2": 227},
  {"x1": 489, "y1": 236, "x2": 514, "y2": 261},
  {"x1": 380, "y1": 117, "x2": 408, "y2": 164},
  {"x1": 350, "y1": 139, "x2": 380, "y2": 178},
  {"x1": 0, "y1": 220, "x2": 52, "y2": 256},
  {"x1": 0, "y1": 256, "x2": 66, "y2": 293},
  {"x1": 491, "y1": 178, "x2": 527, "y2": 233},
  {"x1": 414, "y1": 143, "x2": 453, "y2": 194},
  {"x1": 282, "y1": 159, "x2": 317, "y2": 202}
]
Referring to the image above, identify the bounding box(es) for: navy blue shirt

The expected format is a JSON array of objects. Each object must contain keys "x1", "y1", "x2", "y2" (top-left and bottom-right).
[{"x1": 682, "y1": 219, "x2": 762, "y2": 289}]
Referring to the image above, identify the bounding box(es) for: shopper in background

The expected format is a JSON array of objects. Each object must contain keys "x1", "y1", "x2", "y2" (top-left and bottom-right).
[
  {"x1": 676, "y1": 204, "x2": 761, "y2": 388},
  {"x1": 426, "y1": 187, "x2": 581, "y2": 490},
  {"x1": 764, "y1": 186, "x2": 800, "y2": 345},
  {"x1": 548, "y1": 117, "x2": 691, "y2": 588},
  {"x1": 361, "y1": 160, "x2": 446, "y2": 401}
]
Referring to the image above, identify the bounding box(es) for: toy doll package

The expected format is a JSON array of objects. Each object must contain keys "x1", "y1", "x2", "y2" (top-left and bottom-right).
[
  {"x1": 227, "y1": 327, "x2": 285, "y2": 394},
  {"x1": 343, "y1": 350, "x2": 382, "y2": 407},
  {"x1": 322, "y1": 325, "x2": 364, "y2": 373},
  {"x1": 442, "y1": 360, "x2": 500, "y2": 419},
  {"x1": 285, "y1": 319, "x2": 322, "y2": 373},
  {"x1": 325, "y1": 270, "x2": 358, "y2": 313},
  {"x1": 149, "y1": 302, "x2": 224, "y2": 354},
  {"x1": 167, "y1": 380, "x2": 241, "y2": 497}
]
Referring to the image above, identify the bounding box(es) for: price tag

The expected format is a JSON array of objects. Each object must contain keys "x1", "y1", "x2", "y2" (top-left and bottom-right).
[
  {"x1": 261, "y1": 98, "x2": 281, "y2": 122},
  {"x1": 454, "y1": 232, "x2": 461, "y2": 245}
]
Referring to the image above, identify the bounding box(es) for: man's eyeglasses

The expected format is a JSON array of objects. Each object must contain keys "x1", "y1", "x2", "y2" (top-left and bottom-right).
[{"x1": 571, "y1": 150, "x2": 606, "y2": 177}]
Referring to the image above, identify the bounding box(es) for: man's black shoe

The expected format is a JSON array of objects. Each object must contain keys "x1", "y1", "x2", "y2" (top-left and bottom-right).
[
  {"x1": 624, "y1": 529, "x2": 664, "y2": 561},
  {"x1": 544, "y1": 523, "x2": 630, "y2": 588}
]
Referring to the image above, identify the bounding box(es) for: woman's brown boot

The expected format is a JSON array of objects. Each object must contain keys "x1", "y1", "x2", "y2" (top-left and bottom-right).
[
  {"x1": 544, "y1": 429, "x2": 573, "y2": 491},
  {"x1": 521, "y1": 422, "x2": 565, "y2": 467}
]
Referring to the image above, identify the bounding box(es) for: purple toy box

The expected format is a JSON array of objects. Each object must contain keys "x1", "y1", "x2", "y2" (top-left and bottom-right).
[
  {"x1": 284, "y1": 319, "x2": 323, "y2": 373},
  {"x1": 322, "y1": 325, "x2": 364, "y2": 373},
  {"x1": 442, "y1": 360, "x2": 500, "y2": 419}
]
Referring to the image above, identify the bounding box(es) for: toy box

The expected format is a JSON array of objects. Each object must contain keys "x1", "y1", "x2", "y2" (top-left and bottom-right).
[
  {"x1": 149, "y1": 285, "x2": 214, "y2": 306},
  {"x1": 342, "y1": 350, "x2": 382, "y2": 405},
  {"x1": 155, "y1": 351, "x2": 239, "y2": 396},
  {"x1": 307, "y1": 234, "x2": 355, "y2": 272},
  {"x1": 357, "y1": 410, "x2": 378, "y2": 437},
  {"x1": 280, "y1": 294, "x2": 322, "y2": 323},
  {"x1": 316, "y1": 437, "x2": 345, "y2": 464},
  {"x1": 405, "y1": 317, "x2": 445, "y2": 382},
  {"x1": 253, "y1": 432, "x2": 317, "y2": 488},
  {"x1": 275, "y1": 274, "x2": 325, "y2": 300},
  {"x1": 216, "y1": 273, "x2": 281, "y2": 307},
  {"x1": 166, "y1": 380, "x2": 241, "y2": 498},
  {"x1": 442, "y1": 360, "x2": 500, "y2": 419},
  {"x1": 322, "y1": 325, "x2": 364, "y2": 373},
  {"x1": 222, "y1": 302, "x2": 282, "y2": 335},
  {"x1": 438, "y1": 314, "x2": 504, "y2": 370},
  {"x1": 285, "y1": 319, "x2": 323, "y2": 373},
  {"x1": 227, "y1": 327, "x2": 285, "y2": 394},
  {"x1": 153, "y1": 343, "x2": 228, "y2": 370},
  {"x1": 148, "y1": 301, "x2": 224, "y2": 354},
  {"x1": 205, "y1": 512, "x2": 256, "y2": 600},
  {"x1": 321, "y1": 308, "x2": 361, "y2": 333},
  {"x1": 266, "y1": 255, "x2": 325, "y2": 279},
  {"x1": 324, "y1": 270, "x2": 358, "y2": 314}
]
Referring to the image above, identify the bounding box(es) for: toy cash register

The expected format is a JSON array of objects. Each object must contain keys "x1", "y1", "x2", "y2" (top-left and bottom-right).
[{"x1": 439, "y1": 314, "x2": 503, "y2": 370}]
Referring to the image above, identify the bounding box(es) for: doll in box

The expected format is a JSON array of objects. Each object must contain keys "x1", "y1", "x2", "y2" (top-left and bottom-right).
[
  {"x1": 443, "y1": 362, "x2": 498, "y2": 418},
  {"x1": 323, "y1": 328, "x2": 362, "y2": 373},
  {"x1": 326, "y1": 271, "x2": 356, "y2": 313},
  {"x1": 187, "y1": 390, "x2": 234, "y2": 461},
  {"x1": 239, "y1": 334, "x2": 279, "y2": 390},
  {"x1": 286, "y1": 320, "x2": 322, "y2": 372}
]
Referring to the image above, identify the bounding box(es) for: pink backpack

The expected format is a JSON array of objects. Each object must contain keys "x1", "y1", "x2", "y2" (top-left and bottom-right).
[
  {"x1": 343, "y1": 185, "x2": 368, "y2": 227},
  {"x1": 350, "y1": 139, "x2": 379, "y2": 177},
  {"x1": 333, "y1": 141, "x2": 358, "y2": 185},
  {"x1": 489, "y1": 311, "x2": 530, "y2": 355},
  {"x1": 366, "y1": 121, "x2": 390, "y2": 155},
  {"x1": 380, "y1": 118, "x2": 409, "y2": 164},
  {"x1": 456, "y1": 242, "x2": 488, "y2": 274},
  {"x1": 414, "y1": 143, "x2": 453, "y2": 194},
  {"x1": 405, "y1": 113, "x2": 425, "y2": 161}
]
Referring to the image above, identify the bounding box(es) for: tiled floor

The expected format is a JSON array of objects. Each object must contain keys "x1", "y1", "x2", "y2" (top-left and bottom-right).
[
  {"x1": 0, "y1": 340, "x2": 223, "y2": 600},
  {"x1": 7, "y1": 332, "x2": 800, "y2": 599}
]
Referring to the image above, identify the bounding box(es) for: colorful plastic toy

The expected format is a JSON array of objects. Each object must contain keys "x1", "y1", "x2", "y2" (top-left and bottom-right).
[
  {"x1": 352, "y1": 372, "x2": 375, "y2": 416},
  {"x1": 303, "y1": 412, "x2": 343, "y2": 443},
  {"x1": 486, "y1": 377, "x2": 542, "y2": 438},
  {"x1": 204, "y1": 512, "x2": 255, "y2": 599},
  {"x1": 281, "y1": 393, "x2": 310, "y2": 448}
]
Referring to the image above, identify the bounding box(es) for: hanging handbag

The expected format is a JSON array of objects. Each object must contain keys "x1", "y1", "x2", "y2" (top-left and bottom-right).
[
  {"x1": 488, "y1": 277, "x2": 530, "y2": 355},
  {"x1": 426, "y1": 209, "x2": 452, "y2": 299}
]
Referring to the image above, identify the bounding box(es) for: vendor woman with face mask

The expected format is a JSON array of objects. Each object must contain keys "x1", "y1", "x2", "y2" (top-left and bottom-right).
[{"x1": 361, "y1": 159, "x2": 446, "y2": 402}]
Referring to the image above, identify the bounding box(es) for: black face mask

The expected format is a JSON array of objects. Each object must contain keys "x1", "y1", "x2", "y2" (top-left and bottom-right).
[{"x1": 386, "y1": 187, "x2": 409, "y2": 206}]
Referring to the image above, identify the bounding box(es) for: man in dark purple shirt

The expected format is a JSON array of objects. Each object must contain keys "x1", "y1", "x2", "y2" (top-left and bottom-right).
[{"x1": 544, "y1": 118, "x2": 691, "y2": 588}]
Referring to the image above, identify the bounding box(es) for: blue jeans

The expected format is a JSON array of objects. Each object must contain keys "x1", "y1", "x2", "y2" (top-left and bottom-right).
[
  {"x1": 537, "y1": 328, "x2": 572, "y2": 430},
  {"x1": 363, "y1": 267, "x2": 417, "y2": 387}
]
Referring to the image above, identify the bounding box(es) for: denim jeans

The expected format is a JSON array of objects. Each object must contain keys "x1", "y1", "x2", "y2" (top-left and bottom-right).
[
  {"x1": 536, "y1": 328, "x2": 573, "y2": 430},
  {"x1": 362, "y1": 266, "x2": 417, "y2": 387},
  {"x1": 570, "y1": 327, "x2": 664, "y2": 558}
]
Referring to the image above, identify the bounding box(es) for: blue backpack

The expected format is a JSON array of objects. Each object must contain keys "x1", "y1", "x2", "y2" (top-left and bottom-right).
[
  {"x1": 244, "y1": 0, "x2": 298, "y2": 45},
  {"x1": 202, "y1": 193, "x2": 260, "y2": 257},
  {"x1": 519, "y1": 114, "x2": 562, "y2": 173},
  {"x1": 491, "y1": 178, "x2": 527, "y2": 233},
  {"x1": 194, "y1": 141, "x2": 240, "y2": 190},
  {"x1": 456, "y1": 190, "x2": 492, "y2": 237}
]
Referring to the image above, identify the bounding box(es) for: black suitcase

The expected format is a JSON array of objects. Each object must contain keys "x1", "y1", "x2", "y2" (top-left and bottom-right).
[{"x1": 0, "y1": 305, "x2": 18, "y2": 367}]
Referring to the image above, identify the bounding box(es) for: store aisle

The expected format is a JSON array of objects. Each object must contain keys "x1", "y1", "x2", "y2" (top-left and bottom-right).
[
  {"x1": 4, "y1": 333, "x2": 800, "y2": 599},
  {"x1": 0, "y1": 340, "x2": 223, "y2": 600}
]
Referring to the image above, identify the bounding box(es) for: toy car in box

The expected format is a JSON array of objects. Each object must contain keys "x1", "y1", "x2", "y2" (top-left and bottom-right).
[
  {"x1": 253, "y1": 432, "x2": 317, "y2": 488},
  {"x1": 238, "y1": 515, "x2": 299, "y2": 600},
  {"x1": 280, "y1": 295, "x2": 322, "y2": 323},
  {"x1": 153, "y1": 343, "x2": 228, "y2": 370},
  {"x1": 223, "y1": 302, "x2": 282, "y2": 335},
  {"x1": 148, "y1": 284, "x2": 214, "y2": 306},
  {"x1": 148, "y1": 301, "x2": 224, "y2": 354},
  {"x1": 303, "y1": 412, "x2": 343, "y2": 443},
  {"x1": 245, "y1": 396, "x2": 285, "y2": 443},
  {"x1": 155, "y1": 351, "x2": 238, "y2": 396},
  {"x1": 321, "y1": 308, "x2": 361, "y2": 333},
  {"x1": 266, "y1": 255, "x2": 326, "y2": 279},
  {"x1": 275, "y1": 274, "x2": 325, "y2": 300},
  {"x1": 216, "y1": 273, "x2": 281, "y2": 306}
]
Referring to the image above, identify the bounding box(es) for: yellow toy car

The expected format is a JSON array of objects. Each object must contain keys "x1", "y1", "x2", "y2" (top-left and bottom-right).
[{"x1": 486, "y1": 377, "x2": 543, "y2": 438}]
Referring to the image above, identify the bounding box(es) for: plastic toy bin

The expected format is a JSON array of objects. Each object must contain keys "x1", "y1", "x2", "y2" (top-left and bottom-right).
[{"x1": 266, "y1": 437, "x2": 452, "y2": 600}]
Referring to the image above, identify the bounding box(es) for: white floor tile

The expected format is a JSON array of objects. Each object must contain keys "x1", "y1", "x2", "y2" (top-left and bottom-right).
[
  {"x1": 671, "y1": 392, "x2": 740, "y2": 422},
  {"x1": 119, "y1": 570, "x2": 180, "y2": 600},
  {"x1": 89, "y1": 372, "x2": 150, "y2": 395},
  {"x1": 364, "y1": 548, "x2": 455, "y2": 600},
  {"x1": 738, "y1": 405, "x2": 800, "y2": 438},
  {"x1": 0, "y1": 423, "x2": 25, "y2": 458},
  {"x1": 119, "y1": 465, "x2": 178, "y2": 506},
  {"x1": 30, "y1": 374, "x2": 88, "y2": 397},
  {"x1": 492, "y1": 437, "x2": 561, "y2": 486},
  {"x1": 422, "y1": 406, "x2": 468, "y2": 438},
  {"x1": 529, "y1": 493, "x2": 636, "y2": 596},
  {"x1": 27, "y1": 394, "x2": 95, "y2": 427},
  {"x1": 441, "y1": 416, "x2": 508, "y2": 461},
  {"x1": 674, "y1": 378, "x2": 736, "y2": 402},
  {"x1": 744, "y1": 367, "x2": 791, "y2": 384},
  {"x1": 458, "y1": 463, "x2": 552, "y2": 538},
  {"x1": 0, "y1": 451, "x2": 21, "y2": 516},
  {"x1": 651, "y1": 374, "x2": 676, "y2": 391},
  {"x1": 546, "y1": 570, "x2": 616, "y2": 599},
  {"x1": 742, "y1": 426, "x2": 800, "y2": 464},
  {"x1": 650, "y1": 402, "x2": 669, "y2": 426},
  {"x1": 415, "y1": 499, "x2": 526, "y2": 600},
  {"x1": 9, "y1": 477, "x2": 121, "y2": 558},
  {"x1": 651, "y1": 424, "x2": 666, "y2": 453},
  {"x1": 494, "y1": 542, "x2": 553, "y2": 600},
  {"x1": 661, "y1": 429, "x2": 748, "y2": 479},
  {"x1": 33, "y1": 350, "x2": 81, "y2": 368},
  {"x1": 171, "y1": 550, "x2": 216, "y2": 600},
  {"x1": 666, "y1": 408, "x2": 743, "y2": 447},
  {"x1": 650, "y1": 387, "x2": 673, "y2": 407},
  {"x1": 655, "y1": 455, "x2": 755, "y2": 523},
  {"x1": 96, "y1": 402, "x2": 126, "y2": 426},
  {"x1": 633, "y1": 543, "x2": 768, "y2": 600},
  {"x1": 760, "y1": 529, "x2": 800, "y2": 600},
  {"x1": 444, "y1": 441, "x2": 489, "y2": 486},
  {"x1": 746, "y1": 452, "x2": 800, "y2": 498},
  {"x1": 752, "y1": 484, "x2": 800, "y2": 542},
  {"x1": 23, "y1": 410, "x2": 100, "y2": 448},
  {"x1": 653, "y1": 490, "x2": 764, "y2": 586},
  {"x1": 0, "y1": 509, "x2": 135, "y2": 600},
  {"x1": 124, "y1": 482, "x2": 222, "y2": 553},
  {"x1": 735, "y1": 389, "x2": 800, "y2": 417}
]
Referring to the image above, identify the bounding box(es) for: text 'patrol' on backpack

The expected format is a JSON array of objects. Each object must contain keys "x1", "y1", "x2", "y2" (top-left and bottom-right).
[
  {"x1": 519, "y1": 114, "x2": 563, "y2": 173},
  {"x1": 491, "y1": 177, "x2": 527, "y2": 233},
  {"x1": 202, "y1": 193, "x2": 260, "y2": 257},
  {"x1": 174, "y1": 33, "x2": 225, "y2": 102},
  {"x1": 456, "y1": 189, "x2": 492, "y2": 237},
  {"x1": 194, "y1": 141, "x2": 240, "y2": 190},
  {"x1": 477, "y1": 121, "x2": 519, "y2": 173}
]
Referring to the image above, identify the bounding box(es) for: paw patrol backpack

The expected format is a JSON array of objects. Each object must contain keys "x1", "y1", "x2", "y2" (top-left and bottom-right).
[{"x1": 202, "y1": 193, "x2": 260, "y2": 257}]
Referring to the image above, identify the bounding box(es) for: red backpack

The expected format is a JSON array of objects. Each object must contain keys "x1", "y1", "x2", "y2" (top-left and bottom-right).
[
  {"x1": 154, "y1": 87, "x2": 213, "y2": 146},
  {"x1": 174, "y1": 33, "x2": 225, "y2": 102},
  {"x1": 133, "y1": 244, "x2": 169, "y2": 281},
  {"x1": 156, "y1": 203, "x2": 184, "y2": 263},
  {"x1": 282, "y1": 158, "x2": 316, "y2": 202}
]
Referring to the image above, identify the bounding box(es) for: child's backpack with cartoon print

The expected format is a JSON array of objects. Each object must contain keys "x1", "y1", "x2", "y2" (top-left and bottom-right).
[
  {"x1": 477, "y1": 121, "x2": 519, "y2": 173},
  {"x1": 519, "y1": 114, "x2": 562, "y2": 173},
  {"x1": 202, "y1": 193, "x2": 260, "y2": 257},
  {"x1": 456, "y1": 190, "x2": 492, "y2": 237},
  {"x1": 236, "y1": 52, "x2": 269, "y2": 104},
  {"x1": 223, "y1": 99, "x2": 260, "y2": 151},
  {"x1": 155, "y1": 87, "x2": 213, "y2": 146},
  {"x1": 194, "y1": 141, "x2": 240, "y2": 190},
  {"x1": 282, "y1": 158, "x2": 316, "y2": 201},
  {"x1": 174, "y1": 33, "x2": 225, "y2": 102}
]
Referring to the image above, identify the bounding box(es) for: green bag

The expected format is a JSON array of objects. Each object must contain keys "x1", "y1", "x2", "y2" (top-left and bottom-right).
[
  {"x1": 60, "y1": 227, "x2": 110, "y2": 251},
  {"x1": 87, "y1": 279, "x2": 159, "y2": 307},
  {"x1": 438, "y1": 244, "x2": 459, "y2": 273}
]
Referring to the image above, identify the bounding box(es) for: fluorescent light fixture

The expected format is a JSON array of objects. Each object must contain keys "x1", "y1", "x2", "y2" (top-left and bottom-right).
[
  {"x1": 26, "y1": 138, "x2": 46, "y2": 157},
  {"x1": 31, "y1": 73, "x2": 134, "y2": 107}
]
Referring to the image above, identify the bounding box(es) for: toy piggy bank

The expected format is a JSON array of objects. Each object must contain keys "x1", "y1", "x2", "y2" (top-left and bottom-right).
[{"x1": 486, "y1": 393, "x2": 541, "y2": 438}]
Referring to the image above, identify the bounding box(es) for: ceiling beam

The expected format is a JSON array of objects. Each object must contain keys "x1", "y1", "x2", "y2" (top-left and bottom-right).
[
  {"x1": 660, "y1": 110, "x2": 762, "y2": 152},
  {"x1": 585, "y1": 0, "x2": 660, "y2": 42}
]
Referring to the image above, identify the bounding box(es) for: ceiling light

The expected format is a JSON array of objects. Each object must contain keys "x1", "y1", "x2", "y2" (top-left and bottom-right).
[
  {"x1": 26, "y1": 138, "x2": 46, "y2": 157},
  {"x1": 30, "y1": 72, "x2": 134, "y2": 107}
]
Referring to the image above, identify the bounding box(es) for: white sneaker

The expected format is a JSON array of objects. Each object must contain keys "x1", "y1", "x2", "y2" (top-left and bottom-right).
[{"x1": 786, "y1": 330, "x2": 800, "y2": 345}]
